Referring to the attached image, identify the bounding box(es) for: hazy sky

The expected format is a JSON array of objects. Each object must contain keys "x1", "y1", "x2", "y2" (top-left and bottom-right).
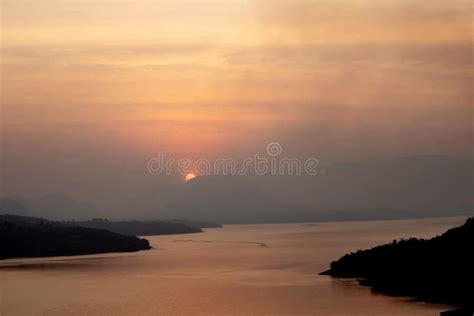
[{"x1": 1, "y1": 0, "x2": 472, "y2": 203}]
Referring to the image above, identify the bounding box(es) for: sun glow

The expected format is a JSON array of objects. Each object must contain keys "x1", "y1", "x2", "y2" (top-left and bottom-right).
[{"x1": 185, "y1": 173, "x2": 197, "y2": 182}]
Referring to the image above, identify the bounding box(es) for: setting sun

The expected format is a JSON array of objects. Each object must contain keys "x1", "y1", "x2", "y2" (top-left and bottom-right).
[{"x1": 185, "y1": 173, "x2": 197, "y2": 182}]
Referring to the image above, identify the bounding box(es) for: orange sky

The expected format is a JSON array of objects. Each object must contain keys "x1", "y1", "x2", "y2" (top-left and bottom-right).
[{"x1": 1, "y1": 0, "x2": 472, "y2": 197}]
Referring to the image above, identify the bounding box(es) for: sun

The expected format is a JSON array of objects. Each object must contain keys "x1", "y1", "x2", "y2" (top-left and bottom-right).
[{"x1": 185, "y1": 173, "x2": 197, "y2": 182}]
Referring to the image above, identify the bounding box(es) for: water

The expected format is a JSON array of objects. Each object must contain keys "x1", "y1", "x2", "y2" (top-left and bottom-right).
[{"x1": 0, "y1": 217, "x2": 465, "y2": 315}]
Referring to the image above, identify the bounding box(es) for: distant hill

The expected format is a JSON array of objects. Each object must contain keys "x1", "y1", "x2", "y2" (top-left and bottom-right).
[
  {"x1": 0, "y1": 196, "x2": 222, "y2": 231},
  {"x1": 0, "y1": 198, "x2": 28, "y2": 216},
  {"x1": 170, "y1": 219, "x2": 222, "y2": 229},
  {"x1": 320, "y1": 218, "x2": 474, "y2": 315},
  {"x1": 0, "y1": 215, "x2": 151, "y2": 259},
  {"x1": 0, "y1": 193, "x2": 99, "y2": 220},
  {"x1": 17, "y1": 192, "x2": 99, "y2": 220},
  {"x1": 155, "y1": 155, "x2": 473, "y2": 223},
  {"x1": 2, "y1": 156, "x2": 472, "y2": 223},
  {"x1": 63, "y1": 218, "x2": 203, "y2": 236}
]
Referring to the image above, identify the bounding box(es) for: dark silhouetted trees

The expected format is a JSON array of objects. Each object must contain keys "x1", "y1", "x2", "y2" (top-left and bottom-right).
[
  {"x1": 321, "y1": 218, "x2": 473, "y2": 314},
  {"x1": 1, "y1": 215, "x2": 151, "y2": 259}
]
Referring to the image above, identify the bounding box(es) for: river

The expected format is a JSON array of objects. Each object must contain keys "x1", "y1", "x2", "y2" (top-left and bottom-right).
[{"x1": 0, "y1": 217, "x2": 465, "y2": 315}]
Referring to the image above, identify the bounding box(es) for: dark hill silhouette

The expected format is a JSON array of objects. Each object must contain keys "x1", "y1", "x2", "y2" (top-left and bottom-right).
[
  {"x1": 0, "y1": 215, "x2": 151, "y2": 259},
  {"x1": 320, "y1": 218, "x2": 474, "y2": 315},
  {"x1": 65, "y1": 218, "x2": 203, "y2": 236}
]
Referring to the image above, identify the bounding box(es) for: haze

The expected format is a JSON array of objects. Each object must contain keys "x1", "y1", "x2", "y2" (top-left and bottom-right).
[{"x1": 1, "y1": 0, "x2": 472, "y2": 221}]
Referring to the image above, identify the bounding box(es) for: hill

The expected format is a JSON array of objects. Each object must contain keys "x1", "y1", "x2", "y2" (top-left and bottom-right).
[
  {"x1": 170, "y1": 219, "x2": 222, "y2": 229},
  {"x1": 0, "y1": 196, "x2": 222, "y2": 230},
  {"x1": 0, "y1": 215, "x2": 151, "y2": 259},
  {"x1": 320, "y1": 218, "x2": 474, "y2": 314},
  {"x1": 2, "y1": 156, "x2": 472, "y2": 224},
  {"x1": 126, "y1": 155, "x2": 472, "y2": 223},
  {"x1": 0, "y1": 193, "x2": 98, "y2": 220},
  {"x1": 64, "y1": 218, "x2": 203, "y2": 236}
]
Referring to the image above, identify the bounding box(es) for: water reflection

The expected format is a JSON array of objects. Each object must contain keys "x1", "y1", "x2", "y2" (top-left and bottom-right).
[{"x1": 1, "y1": 217, "x2": 463, "y2": 315}]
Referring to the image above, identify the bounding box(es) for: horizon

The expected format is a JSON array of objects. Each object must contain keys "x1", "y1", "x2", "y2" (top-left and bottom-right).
[
  {"x1": 1, "y1": 0, "x2": 473, "y2": 222},
  {"x1": 1, "y1": 153, "x2": 472, "y2": 223}
]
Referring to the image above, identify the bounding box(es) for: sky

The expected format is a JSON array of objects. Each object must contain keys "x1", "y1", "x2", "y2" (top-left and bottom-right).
[{"x1": 1, "y1": 0, "x2": 472, "y2": 208}]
